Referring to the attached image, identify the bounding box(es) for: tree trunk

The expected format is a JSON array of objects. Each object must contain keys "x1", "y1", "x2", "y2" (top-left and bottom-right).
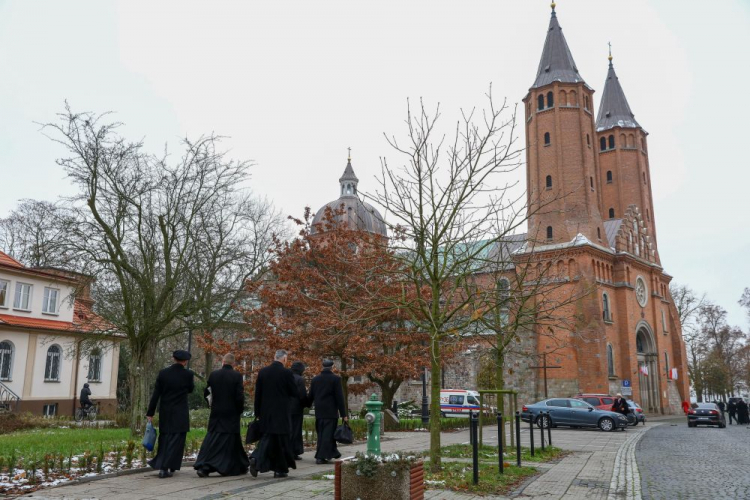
[
  {"x1": 340, "y1": 357, "x2": 349, "y2": 416},
  {"x1": 380, "y1": 379, "x2": 401, "y2": 411},
  {"x1": 495, "y1": 346, "x2": 507, "y2": 451},
  {"x1": 204, "y1": 351, "x2": 214, "y2": 377},
  {"x1": 128, "y1": 342, "x2": 155, "y2": 437},
  {"x1": 429, "y1": 336, "x2": 442, "y2": 472}
]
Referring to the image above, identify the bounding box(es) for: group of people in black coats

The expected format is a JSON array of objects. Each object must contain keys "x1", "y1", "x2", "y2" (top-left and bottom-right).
[
  {"x1": 249, "y1": 351, "x2": 347, "y2": 478},
  {"x1": 717, "y1": 398, "x2": 750, "y2": 425},
  {"x1": 145, "y1": 348, "x2": 347, "y2": 480}
]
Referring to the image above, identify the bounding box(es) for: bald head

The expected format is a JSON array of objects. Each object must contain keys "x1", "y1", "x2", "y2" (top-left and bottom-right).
[{"x1": 223, "y1": 353, "x2": 235, "y2": 366}]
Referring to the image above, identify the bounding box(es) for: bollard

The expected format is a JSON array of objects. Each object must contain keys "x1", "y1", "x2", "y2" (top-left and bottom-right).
[
  {"x1": 497, "y1": 412, "x2": 504, "y2": 474},
  {"x1": 515, "y1": 411, "x2": 521, "y2": 467},
  {"x1": 547, "y1": 411, "x2": 552, "y2": 446},
  {"x1": 539, "y1": 413, "x2": 545, "y2": 451},
  {"x1": 529, "y1": 413, "x2": 535, "y2": 457},
  {"x1": 471, "y1": 412, "x2": 479, "y2": 485}
]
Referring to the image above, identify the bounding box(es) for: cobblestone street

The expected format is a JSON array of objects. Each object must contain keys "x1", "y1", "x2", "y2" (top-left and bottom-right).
[{"x1": 637, "y1": 420, "x2": 750, "y2": 499}]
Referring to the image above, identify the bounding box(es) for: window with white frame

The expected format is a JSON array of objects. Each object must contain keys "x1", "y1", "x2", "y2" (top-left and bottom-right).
[
  {"x1": 44, "y1": 345, "x2": 62, "y2": 382},
  {"x1": 0, "y1": 341, "x2": 13, "y2": 381},
  {"x1": 42, "y1": 287, "x2": 59, "y2": 314},
  {"x1": 0, "y1": 280, "x2": 9, "y2": 307},
  {"x1": 13, "y1": 283, "x2": 32, "y2": 311},
  {"x1": 88, "y1": 349, "x2": 102, "y2": 382}
]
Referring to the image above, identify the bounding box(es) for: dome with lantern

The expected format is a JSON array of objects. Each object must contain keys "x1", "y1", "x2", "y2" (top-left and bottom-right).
[{"x1": 311, "y1": 154, "x2": 387, "y2": 237}]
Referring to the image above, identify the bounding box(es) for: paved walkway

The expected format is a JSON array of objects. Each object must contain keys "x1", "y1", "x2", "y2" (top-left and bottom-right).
[{"x1": 23, "y1": 417, "x2": 677, "y2": 500}]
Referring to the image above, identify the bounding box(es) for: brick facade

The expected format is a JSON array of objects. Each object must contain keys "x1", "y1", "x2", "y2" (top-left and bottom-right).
[{"x1": 365, "y1": 7, "x2": 690, "y2": 416}]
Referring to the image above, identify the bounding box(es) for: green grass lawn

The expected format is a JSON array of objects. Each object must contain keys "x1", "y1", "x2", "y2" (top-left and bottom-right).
[
  {"x1": 0, "y1": 427, "x2": 207, "y2": 458},
  {"x1": 425, "y1": 461, "x2": 539, "y2": 496},
  {"x1": 440, "y1": 443, "x2": 565, "y2": 463}
]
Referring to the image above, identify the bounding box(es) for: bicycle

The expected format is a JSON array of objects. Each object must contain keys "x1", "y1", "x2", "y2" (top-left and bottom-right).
[{"x1": 75, "y1": 402, "x2": 99, "y2": 422}]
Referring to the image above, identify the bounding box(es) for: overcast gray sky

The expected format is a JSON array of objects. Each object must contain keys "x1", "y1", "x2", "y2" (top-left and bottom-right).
[{"x1": 0, "y1": 0, "x2": 747, "y2": 326}]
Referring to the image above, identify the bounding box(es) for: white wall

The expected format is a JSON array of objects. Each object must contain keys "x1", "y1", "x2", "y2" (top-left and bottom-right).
[
  {"x1": 0, "y1": 269, "x2": 77, "y2": 323},
  {"x1": 75, "y1": 341, "x2": 117, "y2": 399},
  {"x1": 0, "y1": 331, "x2": 29, "y2": 396},
  {"x1": 30, "y1": 335, "x2": 76, "y2": 399}
]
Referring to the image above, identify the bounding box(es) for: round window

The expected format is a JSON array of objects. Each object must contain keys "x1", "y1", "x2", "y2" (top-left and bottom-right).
[{"x1": 635, "y1": 276, "x2": 648, "y2": 307}]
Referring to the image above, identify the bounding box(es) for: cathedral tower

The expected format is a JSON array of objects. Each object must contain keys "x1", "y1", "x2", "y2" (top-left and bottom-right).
[
  {"x1": 596, "y1": 53, "x2": 659, "y2": 263},
  {"x1": 523, "y1": 3, "x2": 606, "y2": 246}
]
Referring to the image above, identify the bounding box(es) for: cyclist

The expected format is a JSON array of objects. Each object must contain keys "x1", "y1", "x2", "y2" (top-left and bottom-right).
[{"x1": 80, "y1": 383, "x2": 94, "y2": 411}]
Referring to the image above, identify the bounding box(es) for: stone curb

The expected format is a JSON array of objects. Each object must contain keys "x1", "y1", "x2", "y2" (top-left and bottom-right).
[{"x1": 51, "y1": 460, "x2": 197, "y2": 486}]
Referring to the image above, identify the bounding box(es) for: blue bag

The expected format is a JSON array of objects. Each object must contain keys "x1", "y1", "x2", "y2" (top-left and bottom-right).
[{"x1": 142, "y1": 421, "x2": 157, "y2": 451}]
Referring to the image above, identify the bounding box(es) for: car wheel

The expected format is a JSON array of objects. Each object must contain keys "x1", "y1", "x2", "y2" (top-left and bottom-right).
[
  {"x1": 687, "y1": 422, "x2": 695, "y2": 428},
  {"x1": 598, "y1": 417, "x2": 615, "y2": 432},
  {"x1": 536, "y1": 415, "x2": 550, "y2": 429}
]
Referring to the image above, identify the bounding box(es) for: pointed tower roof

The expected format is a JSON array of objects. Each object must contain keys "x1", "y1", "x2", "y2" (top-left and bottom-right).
[
  {"x1": 596, "y1": 54, "x2": 640, "y2": 132},
  {"x1": 339, "y1": 157, "x2": 358, "y2": 184},
  {"x1": 531, "y1": 3, "x2": 586, "y2": 89}
]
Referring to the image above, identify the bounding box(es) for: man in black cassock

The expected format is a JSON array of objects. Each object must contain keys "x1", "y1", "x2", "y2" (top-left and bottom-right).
[
  {"x1": 194, "y1": 353, "x2": 249, "y2": 477},
  {"x1": 308, "y1": 359, "x2": 347, "y2": 465},
  {"x1": 728, "y1": 400, "x2": 737, "y2": 424},
  {"x1": 249, "y1": 349, "x2": 298, "y2": 478},
  {"x1": 738, "y1": 399, "x2": 750, "y2": 425},
  {"x1": 146, "y1": 350, "x2": 195, "y2": 478},
  {"x1": 289, "y1": 361, "x2": 309, "y2": 460}
]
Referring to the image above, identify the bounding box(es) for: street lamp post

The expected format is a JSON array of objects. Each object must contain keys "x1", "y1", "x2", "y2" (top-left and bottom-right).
[{"x1": 421, "y1": 366, "x2": 429, "y2": 426}]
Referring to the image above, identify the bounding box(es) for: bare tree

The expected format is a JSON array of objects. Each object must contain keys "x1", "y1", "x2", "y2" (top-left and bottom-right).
[
  {"x1": 670, "y1": 283, "x2": 707, "y2": 400},
  {"x1": 0, "y1": 199, "x2": 76, "y2": 268},
  {"x1": 42, "y1": 105, "x2": 285, "y2": 434},
  {"x1": 367, "y1": 90, "x2": 575, "y2": 470}
]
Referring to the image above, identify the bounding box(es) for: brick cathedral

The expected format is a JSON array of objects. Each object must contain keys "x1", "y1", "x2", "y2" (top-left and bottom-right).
[
  {"x1": 314, "y1": 4, "x2": 689, "y2": 414},
  {"x1": 517, "y1": 3, "x2": 689, "y2": 414}
]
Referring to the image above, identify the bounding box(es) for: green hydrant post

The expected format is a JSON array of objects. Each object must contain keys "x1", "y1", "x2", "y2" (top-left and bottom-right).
[{"x1": 364, "y1": 393, "x2": 383, "y2": 456}]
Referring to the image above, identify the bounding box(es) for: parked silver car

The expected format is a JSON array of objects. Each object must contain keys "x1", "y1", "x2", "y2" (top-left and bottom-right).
[{"x1": 521, "y1": 397, "x2": 629, "y2": 432}]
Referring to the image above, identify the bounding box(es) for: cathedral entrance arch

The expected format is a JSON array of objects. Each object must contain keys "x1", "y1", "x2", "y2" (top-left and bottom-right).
[{"x1": 635, "y1": 322, "x2": 660, "y2": 412}]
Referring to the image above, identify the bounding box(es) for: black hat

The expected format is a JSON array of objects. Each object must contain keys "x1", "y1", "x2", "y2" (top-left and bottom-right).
[
  {"x1": 291, "y1": 361, "x2": 306, "y2": 375},
  {"x1": 83, "y1": 383, "x2": 89, "y2": 388},
  {"x1": 173, "y1": 350, "x2": 192, "y2": 361},
  {"x1": 322, "y1": 359, "x2": 334, "y2": 368}
]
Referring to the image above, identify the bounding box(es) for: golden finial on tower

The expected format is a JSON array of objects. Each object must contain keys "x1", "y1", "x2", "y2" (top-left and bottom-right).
[
  {"x1": 551, "y1": 1, "x2": 556, "y2": 11},
  {"x1": 608, "y1": 41, "x2": 613, "y2": 62}
]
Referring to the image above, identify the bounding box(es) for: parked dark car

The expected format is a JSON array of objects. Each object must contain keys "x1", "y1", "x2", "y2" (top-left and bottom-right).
[
  {"x1": 687, "y1": 402, "x2": 726, "y2": 428},
  {"x1": 627, "y1": 400, "x2": 646, "y2": 425},
  {"x1": 521, "y1": 398, "x2": 629, "y2": 432}
]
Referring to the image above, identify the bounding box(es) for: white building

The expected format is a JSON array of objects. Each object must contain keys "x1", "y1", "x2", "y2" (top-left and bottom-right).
[{"x1": 0, "y1": 252, "x2": 121, "y2": 416}]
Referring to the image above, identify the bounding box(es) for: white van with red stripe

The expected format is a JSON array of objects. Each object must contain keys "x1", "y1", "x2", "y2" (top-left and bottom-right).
[{"x1": 439, "y1": 389, "x2": 482, "y2": 417}]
